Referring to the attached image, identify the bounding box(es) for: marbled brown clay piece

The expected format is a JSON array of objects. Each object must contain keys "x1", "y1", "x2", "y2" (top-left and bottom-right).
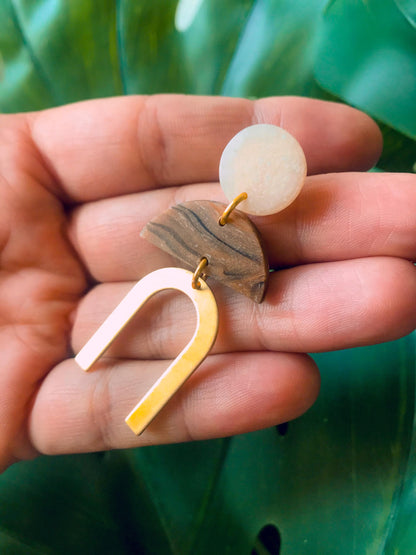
[{"x1": 141, "y1": 200, "x2": 269, "y2": 303}]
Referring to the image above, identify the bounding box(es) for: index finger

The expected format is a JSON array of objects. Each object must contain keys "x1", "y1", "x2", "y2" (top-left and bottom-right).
[{"x1": 26, "y1": 94, "x2": 382, "y2": 202}]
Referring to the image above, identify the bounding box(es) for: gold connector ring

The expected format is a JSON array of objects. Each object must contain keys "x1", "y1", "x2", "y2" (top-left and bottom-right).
[
  {"x1": 218, "y1": 192, "x2": 248, "y2": 226},
  {"x1": 192, "y1": 257, "x2": 208, "y2": 289}
]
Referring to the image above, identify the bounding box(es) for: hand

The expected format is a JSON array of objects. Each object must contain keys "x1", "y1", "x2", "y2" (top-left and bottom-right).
[{"x1": 1, "y1": 95, "x2": 414, "y2": 472}]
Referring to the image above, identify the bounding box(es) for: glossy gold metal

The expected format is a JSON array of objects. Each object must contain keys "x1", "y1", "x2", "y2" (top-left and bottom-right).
[
  {"x1": 192, "y1": 257, "x2": 208, "y2": 289},
  {"x1": 218, "y1": 192, "x2": 248, "y2": 226},
  {"x1": 75, "y1": 267, "x2": 218, "y2": 435}
]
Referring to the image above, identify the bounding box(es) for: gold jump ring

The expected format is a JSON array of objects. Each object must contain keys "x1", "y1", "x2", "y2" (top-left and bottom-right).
[
  {"x1": 192, "y1": 257, "x2": 208, "y2": 289},
  {"x1": 218, "y1": 192, "x2": 248, "y2": 226}
]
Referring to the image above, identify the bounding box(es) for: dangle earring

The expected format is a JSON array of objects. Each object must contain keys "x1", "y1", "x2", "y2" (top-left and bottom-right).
[{"x1": 75, "y1": 123, "x2": 307, "y2": 435}]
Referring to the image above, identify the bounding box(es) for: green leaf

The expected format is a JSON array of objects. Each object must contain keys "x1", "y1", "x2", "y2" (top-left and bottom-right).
[
  {"x1": 117, "y1": 0, "x2": 189, "y2": 95},
  {"x1": 0, "y1": 1, "x2": 55, "y2": 111},
  {"x1": 315, "y1": 0, "x2": 416, "y2": 139},
  {"x1": 219, "y1": 0, "x2": 329, "y2": 97},
  {"x1": 1, "y1": 338, "x2": 415, "y2": 554},
  {"x1": 313, "y1": 0, "x2": 416, "y2": 172},
  {"x1": 0, "y1": 451, "x2": 173, "y2": 554},
  {"x1": 173, "y1": 0, "x2": 329, "y2": 98},
  {"x1": 0, "y1": 0, "x2": 123, "y2": 111},
  {"x1": 172, "y1": 0, "x2": 255, "y2": 95},
  {"x1": 394, "y1": 0, "x2": 416, "y2": 28},
  {"x1": 377, "y1": 121, "x2": 416, "y2": 173},
  {"x1": 187, "y1": 338, "x2": 416, "y2": 554}
]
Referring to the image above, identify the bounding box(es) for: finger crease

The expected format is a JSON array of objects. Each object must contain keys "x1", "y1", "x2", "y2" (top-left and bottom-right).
[
  {"x1": 137, "y1": 96, "x2": 170, "y2": 187},
  {"x1": 90, "y1": 367, "x2": 114, "y2": 451}
]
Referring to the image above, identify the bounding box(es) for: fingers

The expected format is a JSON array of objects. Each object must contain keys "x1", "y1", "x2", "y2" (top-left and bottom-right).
[
  {"x1": 72, "y1": 257, "x2": 416, "y2": 357},
  {"x1": 29, "y1": 352, "x2": 320, "y2": 454},
  {"x1": 27, "y1": 95, "x2": 382, "y2": 202},
  {"x1": 69, "y1": 173, "x2": 416, "y2": 282}
]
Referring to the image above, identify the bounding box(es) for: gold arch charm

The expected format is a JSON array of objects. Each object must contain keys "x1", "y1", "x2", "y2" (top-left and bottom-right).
[{"x1": 75, "y1": 267, "x2": 218, "y2": 435}]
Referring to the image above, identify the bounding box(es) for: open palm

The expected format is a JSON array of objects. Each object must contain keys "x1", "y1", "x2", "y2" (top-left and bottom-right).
[{"x1": 1, "y1": 95, "x2": 415, "y2": 473}]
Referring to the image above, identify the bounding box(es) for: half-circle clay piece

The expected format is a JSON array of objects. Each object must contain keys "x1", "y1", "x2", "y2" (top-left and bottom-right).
[{"x1": 141, "y1": 200, "x2": 269, "y2": 303}]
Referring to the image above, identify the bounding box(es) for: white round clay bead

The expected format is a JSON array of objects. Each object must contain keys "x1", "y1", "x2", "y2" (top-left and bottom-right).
[{"x1": 219, "y1": 124, "x2": 307, "y2": 216}]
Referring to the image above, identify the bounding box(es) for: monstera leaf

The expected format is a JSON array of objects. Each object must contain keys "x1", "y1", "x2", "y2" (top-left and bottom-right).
[
  {"x1": 1, "y1": 1, "x2": 416, "y2": 553},
  {"x1": 314, "y1": 0, "x2": 416, "y2": 172}
]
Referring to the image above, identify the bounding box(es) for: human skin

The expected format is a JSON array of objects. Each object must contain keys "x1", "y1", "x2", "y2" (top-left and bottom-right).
[{"x1": 1, "y1": 94, "x2": 415, "y2": 473}]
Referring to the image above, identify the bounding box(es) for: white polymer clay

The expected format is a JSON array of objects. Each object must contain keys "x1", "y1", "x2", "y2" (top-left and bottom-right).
[{"x1": 219, "y1": 124, "x2": 307, "y2": 216}]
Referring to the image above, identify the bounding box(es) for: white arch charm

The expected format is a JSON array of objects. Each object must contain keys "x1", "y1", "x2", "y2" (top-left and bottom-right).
[{"x1": 75, "y1": 267, "x2": 219, "y2": 435}]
